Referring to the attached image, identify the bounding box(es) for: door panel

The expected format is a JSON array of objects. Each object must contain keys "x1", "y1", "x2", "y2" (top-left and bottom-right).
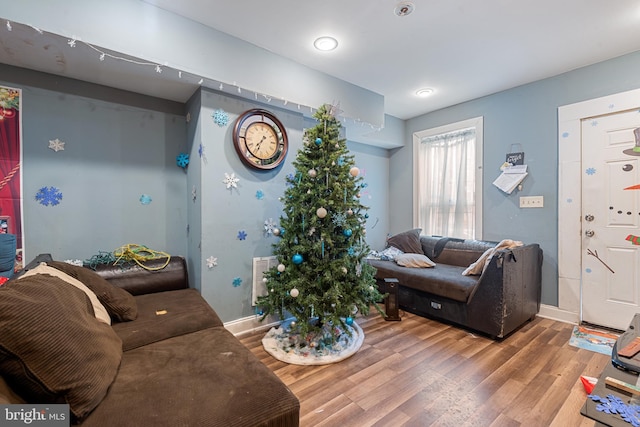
[{"x1": 582, "y1": 110, "x2": 640, "y2": 330}]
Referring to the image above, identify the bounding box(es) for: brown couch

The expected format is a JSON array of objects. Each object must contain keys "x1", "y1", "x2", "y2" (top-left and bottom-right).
[
  {"x1": 0, "y1": 254, "x2": 300, "y2": 426},
  {"x1": 367, "y1": 231, "x2": 543, "y2": 339}
]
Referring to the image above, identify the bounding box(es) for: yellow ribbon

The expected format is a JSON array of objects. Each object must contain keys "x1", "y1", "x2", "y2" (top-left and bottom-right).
[{"x1": 113, "y1": 244, "x2": 170, "y2": 271}]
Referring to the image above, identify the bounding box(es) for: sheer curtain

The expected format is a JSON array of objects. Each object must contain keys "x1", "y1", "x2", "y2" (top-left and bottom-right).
[{"x1": 417, "y1": 128, "x2": 476, "y2": 239}]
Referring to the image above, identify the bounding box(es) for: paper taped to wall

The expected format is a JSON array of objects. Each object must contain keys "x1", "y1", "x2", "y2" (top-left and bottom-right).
[{"x1": 493, "y1": 165, "x2": 528, "y2": 194}]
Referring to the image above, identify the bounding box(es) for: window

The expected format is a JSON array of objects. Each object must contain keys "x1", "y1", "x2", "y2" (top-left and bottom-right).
[{"x1": 413, "y1": 117, "x2": 483, "y2": 239}]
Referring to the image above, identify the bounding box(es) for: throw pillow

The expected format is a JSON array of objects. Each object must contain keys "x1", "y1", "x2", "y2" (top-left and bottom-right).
[
  {"x1": 47, "y1": 261, "x2": 137, "y2": 322},
  {"x1": 0, "y1": 273, "x2": 122, "y2": 421},
  {"x1": 387, "y1": 228, "x2": 424, "y2": 254},
  {"x1": 379, "y1": 245, "x2": 404, "y2": 261},
  {"x1": 17, "y1": 263, "x2": 111, "y2": 325},
  {"x1": 395, "y1": 253, "x2": 436, "y2": 268}
]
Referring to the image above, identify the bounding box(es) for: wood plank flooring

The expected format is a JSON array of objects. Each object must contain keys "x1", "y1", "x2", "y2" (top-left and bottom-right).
[{"x1": 239, "y1": 310, "x2": 611, "y2": 426}]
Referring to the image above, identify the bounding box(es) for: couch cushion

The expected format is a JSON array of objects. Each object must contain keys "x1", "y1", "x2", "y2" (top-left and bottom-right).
[
  {"x1": 0, "y1": 273, "x2": 122, "y2": 421},
  {"x1": 17, "y1": 262, "x2": 111, "y2": 325},
  {"x1": 420, "y1": 236, "x2": 496, "y2": 267},
  {"x1": 387, "y1": 229, "x2": 424, "y2": 254},
  {"x1": 395, "y1": 253, "x2": 435, "y2": 268},
  {"x1": 47, "y1": 260, "x2": 137, "y2": 322},
  {"x1": 368, "y1": 259, "x2": 480, "y2": 302},
  {"x1": 81, "y1": 327, "x2": 300, "y2": 427},
  {"x1": 112, "y1": 288, "x2": 223, "y2": 351}
]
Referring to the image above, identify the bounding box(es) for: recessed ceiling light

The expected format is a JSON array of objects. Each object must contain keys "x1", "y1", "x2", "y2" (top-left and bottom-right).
[
  {"x1": 314, "y1": 36, "x2": 338, "y2": 51},
  {"x1": 416, "y1": 88, "x2": 434, "y2": 97}
]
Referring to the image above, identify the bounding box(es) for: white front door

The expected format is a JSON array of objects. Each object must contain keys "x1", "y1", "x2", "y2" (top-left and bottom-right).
[{"x1": 582, "y1": 110, "x2": 640, "y2": 330}]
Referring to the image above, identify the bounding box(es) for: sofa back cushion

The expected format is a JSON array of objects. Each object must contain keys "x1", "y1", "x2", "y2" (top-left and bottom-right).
[
  {"x1": 0, "y1": 273, "x2": 122, "y2": 421},
  {"x1": 420, "y1": 236, "x2": 497, "y2": 267}
]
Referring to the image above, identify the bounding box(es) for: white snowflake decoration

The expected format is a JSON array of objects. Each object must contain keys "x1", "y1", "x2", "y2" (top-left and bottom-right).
[
  {"x1": 206, "y1": 256, "x2": 218, "y2": 268},
  {"x1": 264, "y1": 218, "x2": 277, "y2": 236},
  {"x1": 212, "y1": 109, "x2": 229, "y2": 127},
  {"x1": 308, "y1": 227, "x2": 316, "y2": 236},
  {"x1": 48, "y1": 138, "x2": 65, "y2": 152},
  {"x1": 332, "y1": 212, "x2": 347, "y2": 227},
  {"x1": 223, "y1": 172, "x2": 239, "y2": 189}
]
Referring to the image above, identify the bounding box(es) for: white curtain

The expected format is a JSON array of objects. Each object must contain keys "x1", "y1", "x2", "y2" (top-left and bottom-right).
[{"x1": 417, "y1": 128, "x2": 476, "y2": 239}]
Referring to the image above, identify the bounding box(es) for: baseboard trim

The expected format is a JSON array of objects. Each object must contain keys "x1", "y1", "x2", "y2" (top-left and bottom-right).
[
  {"x1": 224, "y1": 314, "x2": 287, "y2": 337},
  {"x1": 537, "y1": 304, "x2": 579, "y2": 325}
]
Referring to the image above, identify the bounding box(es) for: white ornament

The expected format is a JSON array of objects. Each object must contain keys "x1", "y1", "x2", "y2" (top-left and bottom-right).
[
  {"x1": 362, "y1": 229, "x2": 367, "y2": 235},
  {"x1": 206, "y1": 256, "x2": 218, "y2": 268},
  {"x1": 308, "y1": 169, "x2": 317, "y2": 178},
  {"x1": 262, "y1": 277, "x2": 268, "y2": 283},
  {"x1": 223, "y1": 172, "x2": 240, "y2": 189},
  {"x1": 48, "y1": 138, "x2": 65, "y2": 152},
  {"x1": 290, "y1": 288, "x2": 299, "y2": 298},
  {"x1": 316, "y1": 207, "x2": 328, "y2": 218},
  {"x1": 350, "y1": 166, "x2": 360, "y2": 177},
  {"x1": 352, "y1": 305, "x2": 358, "y2": 314},
  {"x1": 277, "y1": 264, "x2": 286, "y2": 272},
  {"x1": 347, "y1": 209, "x2": 353, "y2": 216},
  {"x1": 342, "y1": 267, "x2": 348, "y2": 274},
  {"x1": 369, "y1": 286, "x2": 374, "y2": 291},
  {"x1": 273, "y1": 228, "x2": 281, "y2": 236},
  {"x1": 335, "y1": 143, "x2": 339, "y2": 149}
]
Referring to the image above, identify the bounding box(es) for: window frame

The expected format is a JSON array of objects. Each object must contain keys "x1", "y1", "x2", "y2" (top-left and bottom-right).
[{"x1": 412, "y1": 116, "x2": 484, "y2": 240}]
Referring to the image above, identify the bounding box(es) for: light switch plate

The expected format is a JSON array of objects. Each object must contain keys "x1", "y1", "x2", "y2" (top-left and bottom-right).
[{"x1": 520, "y1": 196, "x2": 544, "y2": 208}]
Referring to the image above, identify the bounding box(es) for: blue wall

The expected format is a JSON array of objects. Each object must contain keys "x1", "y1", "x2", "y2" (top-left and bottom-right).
[
  {"x1": 188, "y1": 89, "x2": 390, "y2": 322},
  {"x1": 1, "y1": 67, "x2": 391, "y2": 324},
  {"x1": 398, "y1": 50, "x2": 640, "y2": 306},
  {"x1": 0, "y1": 65, "x2": 188, "y2": 261}
]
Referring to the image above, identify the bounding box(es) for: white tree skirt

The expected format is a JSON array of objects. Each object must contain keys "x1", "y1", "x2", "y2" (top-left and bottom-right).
[{"x1": 262, "y1": 318, "x2": 365, "y2": 365}]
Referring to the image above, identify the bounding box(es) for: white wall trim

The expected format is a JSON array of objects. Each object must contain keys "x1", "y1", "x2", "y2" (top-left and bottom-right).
[
  {"x1": 224, "y1": 314, "x2": 289, "y2": 337},
  {"x1": 537, "y1": 304, "x2": 579, "y2": 325}
]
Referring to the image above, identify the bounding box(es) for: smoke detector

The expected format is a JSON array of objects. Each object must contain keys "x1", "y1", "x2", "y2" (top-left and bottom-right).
[{"x1": 394, "y1": 1, "x2": 415, "y2": 17}]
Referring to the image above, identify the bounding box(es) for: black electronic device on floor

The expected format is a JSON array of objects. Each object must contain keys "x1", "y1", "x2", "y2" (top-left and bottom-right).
[{"x1": 612, "y1": 313, "x2": 640, "y2": 374}]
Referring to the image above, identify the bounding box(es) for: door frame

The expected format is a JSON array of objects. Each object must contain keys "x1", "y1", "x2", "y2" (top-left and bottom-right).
[{"x1": 558, "y1": 87, "x2": 640, "y2": 323}]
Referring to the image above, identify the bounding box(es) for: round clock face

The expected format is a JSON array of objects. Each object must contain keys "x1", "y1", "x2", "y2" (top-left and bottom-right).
[{"x1": 233, "y1": 109, "x2": 288, "y2": 170}]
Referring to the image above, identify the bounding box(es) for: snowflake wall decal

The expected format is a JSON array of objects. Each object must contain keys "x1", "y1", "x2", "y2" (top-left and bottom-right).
[
  {"x1": 237, "y1": 230, "x2": 247, "y2": 240},
  {"x1": 586, "y1": 167, "x2": 596, "y2": 176},
  {"x1": 264, "y1": 218, "x2": 277, "y2": 236},
  {"x1": 223, "y1": 172, "x2": 239, "y2": 189},
  {"x1": 212, "y1": 109, "x2": 229, "y2": 127},
  {"x1": 35, "y1": 186, "x2": 62, "y2": 206},
  {"x1": 139, "y1": 194, "x2": 152, "y2": 205},
  {"x1": 256, "y1": 190, "x2": 264, "y2": 200},
  {"x1": 232, "y1": 277, "x2": 242, "y2": 287},
  {"x1": 176, "y1": 153, "x2": 189, "y2": 168},
  {"x1": 206, "y1": 256, "x2": 218, "y2": 268},
  {"x1": 48, "y1": 138, "x2": 65, "y2": 152}
]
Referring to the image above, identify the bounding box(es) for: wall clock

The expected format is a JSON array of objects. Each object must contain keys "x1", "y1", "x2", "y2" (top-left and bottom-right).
[{"x1": 233, "y1": 108, "x2": 288, "y2": 170}]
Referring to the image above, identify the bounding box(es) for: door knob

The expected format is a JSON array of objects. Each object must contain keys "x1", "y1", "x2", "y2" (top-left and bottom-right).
[
  {"x1": 585, "y1": 214, "x2": 594, "y2": 222},
  {"x1": 585, "y1": 229, "x2": 595, "y2": 237}
]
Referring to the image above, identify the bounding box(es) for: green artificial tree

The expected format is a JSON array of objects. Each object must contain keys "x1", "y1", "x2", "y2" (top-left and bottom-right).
[{"x1": 257, "y1": 104, "x2": 384, "y2": 341}]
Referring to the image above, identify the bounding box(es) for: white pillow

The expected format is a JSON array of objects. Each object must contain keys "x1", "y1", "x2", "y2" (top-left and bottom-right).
[
  {"x1": 395, "y1": 253, "x2": 435, "y2": 268},
  {"x1": 17, "y1": 263, "x2": 111, "y2": 325},
  {"x1": 379, "y1": 246, "x2": 404, "y2": 261}
]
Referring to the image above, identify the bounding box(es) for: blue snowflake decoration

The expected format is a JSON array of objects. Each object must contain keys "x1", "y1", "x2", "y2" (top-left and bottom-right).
[
  {"x1": 348, "y1": 247, "x2": 355, "y2": 256},
  {"x1": 591, "y1": 120, "x2": 599, "y2": 127},
  {"x1": 286, "y1": 173, "x2": 295, "y2": 188},
  {"x1": 212, "y1": 109, "x2": 229, "y2": 127},
  {"x1": 337, "y1": 156, "x2": 345, "y2": 166},
  {"x1": 588, "y1": 394, "x2": 640, "y2": 426},
  {"x1": 586, "y1": 167, "x2": 596, "y2": 176},
  {"x1": 585, "y1": 268, "x2": 592, "y2": 273},
  {"x1": 562, "y1": 132, "x2": 569, "y2": 138},
  {"x1": 237, "y1": 230, "x2": 247, "y2": 240},
  {"x1": 232, "y1": 277, "x2": 242, "y2": 287},
  {"x1": 256, "y1": 190, "x2": 264, "y2": 200},
  {"x1": 139, "y1": 194, "x2": 152, "y2": 205},
  {"x1": 35, "y1": 186, "x2": 62, "y2": 206},
  {"x1": 198, "y1": 143, "x2": 205, "y2": 158},
  {"x1": 176, "y1": 153, "x2": 189, "y2": 168}
]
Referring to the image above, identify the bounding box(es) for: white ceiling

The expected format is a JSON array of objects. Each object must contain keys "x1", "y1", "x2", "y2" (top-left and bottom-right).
[
  {"x1": 141, "y1": 0, "x2": 640, "y2": 120},
  {"x1": 2, "y1": 1, "x2": 640, "y2": 121}
]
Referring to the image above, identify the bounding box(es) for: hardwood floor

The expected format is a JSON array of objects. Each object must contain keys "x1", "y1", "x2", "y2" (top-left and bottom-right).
[{"x1": 239, "y1": 310, "x2": 610, "y2": 427}]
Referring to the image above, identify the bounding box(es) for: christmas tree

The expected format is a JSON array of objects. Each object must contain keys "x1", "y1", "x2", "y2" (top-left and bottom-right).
[{"x1": 257, "y1": 104, "x2": 384, "y2": 341}]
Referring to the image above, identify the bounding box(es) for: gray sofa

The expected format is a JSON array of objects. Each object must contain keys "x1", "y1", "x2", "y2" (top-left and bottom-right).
[
  {"x1": 367, "y1": 232, "x2": 543, "y2": 339},
  {"x1": 0, "y1": 254, "x2": 300, "y2": 426}
]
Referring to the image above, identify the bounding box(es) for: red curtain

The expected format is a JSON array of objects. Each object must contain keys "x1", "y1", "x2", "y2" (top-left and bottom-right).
[{"x1": 0, "y1": 108, "x2": 22, "y2": 251}]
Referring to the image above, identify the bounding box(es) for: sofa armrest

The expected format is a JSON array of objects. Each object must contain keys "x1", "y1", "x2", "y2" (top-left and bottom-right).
[
  {"x1": 90, "y1": 256, "x2": 189, "y2": 296},
  {"x1": 467, "y1": 244, "x2": 543, "y2": 338}
]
